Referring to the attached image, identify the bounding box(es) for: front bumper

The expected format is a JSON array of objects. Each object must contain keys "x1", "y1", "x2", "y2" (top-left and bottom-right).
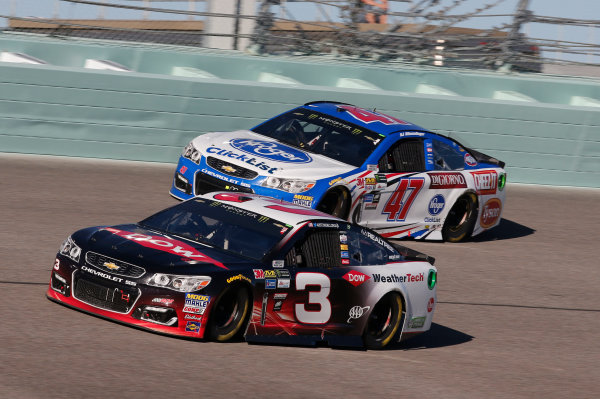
[
  {"x1": 170, "y1": 156, "x2": 256, "y2": 201},
  {"x1": 169, "y1": 156, "x2": 322, "y2": 206},
  {"x1": 47, "y1": 258, "x2": 212, "y2": 339}
]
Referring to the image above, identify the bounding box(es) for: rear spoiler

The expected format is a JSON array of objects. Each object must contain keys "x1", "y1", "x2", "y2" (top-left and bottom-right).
[{"x1": 390, "y1": 242, "x2": 436, "y2": 266}]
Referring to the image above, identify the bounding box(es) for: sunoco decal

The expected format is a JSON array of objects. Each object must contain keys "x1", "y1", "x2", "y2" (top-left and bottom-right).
[
  {"x1": 229, "y1": 138, "x2": 312, "y2": 164},
  {"x1": 185, "y1": 321, "x2": 201, "y2": 333}
]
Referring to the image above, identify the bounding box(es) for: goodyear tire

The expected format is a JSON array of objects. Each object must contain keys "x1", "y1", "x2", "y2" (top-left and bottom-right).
[
  {"x1": 363, "y1": 293, "x2": 403, "y2": 350},
  {"x1": 442, "y1": 192, "x2": 478, "y2": 243},
  {"x1": 316, "y1": 189, "x2": 350, "y2": 219},
  {"x1": 207, "y1": 286, "x2": 251, "y2": 342}
]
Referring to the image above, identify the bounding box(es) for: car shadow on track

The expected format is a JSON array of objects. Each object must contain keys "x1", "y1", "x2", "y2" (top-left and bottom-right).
[
  {"x1": 392, "y1": 323, "x2": 473, "y2": 351},
  {"x1": 471, "y1": 218, "x2": 535, "y2": 242}
]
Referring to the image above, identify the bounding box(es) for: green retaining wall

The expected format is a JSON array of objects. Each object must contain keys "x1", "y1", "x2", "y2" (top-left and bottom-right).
[{"x1": 0, "y1": 33, "x2": 598, "y2": 187}]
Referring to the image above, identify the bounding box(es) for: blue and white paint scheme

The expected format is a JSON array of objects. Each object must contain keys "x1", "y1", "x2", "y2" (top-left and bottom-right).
[{"x1": 170, "y1": 101, "x2": 507, "y2": 242}]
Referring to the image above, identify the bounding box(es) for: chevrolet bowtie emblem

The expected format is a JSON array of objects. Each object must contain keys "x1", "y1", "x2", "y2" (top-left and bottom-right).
[
  {"x1": 221, "y1": 165, "x2": 236, "y2": 173},
  {"x1": 103, "y1": 262, "x2": 119, "y2": 270}
]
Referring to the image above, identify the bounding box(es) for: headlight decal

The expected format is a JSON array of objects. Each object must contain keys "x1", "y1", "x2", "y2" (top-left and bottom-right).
[
  {"x1": 183, "y1": 142, "x2": 202, "y2": 164},
  {"x1": 261, "y1": 177, "x2": 315, "y2": 193},
  {"x1": 148, "y1": 273, "x2": 211, "y2": 292},
  {"x1": 59, "y1": 236, "x2": 82, "y2": 263}
]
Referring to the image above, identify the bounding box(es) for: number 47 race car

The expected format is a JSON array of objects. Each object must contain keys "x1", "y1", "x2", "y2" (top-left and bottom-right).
[
  {"x1": 47, "y1": 192, "x2": 437, "y2": 349},
  {"x1": 170, "y1": 101, "x2": 506, "y2": 242}
]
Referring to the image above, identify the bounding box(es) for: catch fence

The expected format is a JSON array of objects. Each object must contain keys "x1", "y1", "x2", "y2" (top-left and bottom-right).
[{"x1": 1, "y1": 0, "x2": 599, "y2": 74}]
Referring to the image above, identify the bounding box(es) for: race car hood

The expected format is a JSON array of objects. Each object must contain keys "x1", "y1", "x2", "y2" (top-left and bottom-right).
[
  {"x1": 72, "y1": 224, "x2": 252, "y2": 273},
  {"x1": 192, "y1": 130, "x2": 356, "y2": 179}
]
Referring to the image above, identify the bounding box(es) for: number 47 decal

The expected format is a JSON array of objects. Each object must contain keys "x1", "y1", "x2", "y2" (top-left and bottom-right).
[{"x1": 382, "y1": 178, "x2": 424, "y2": 221}]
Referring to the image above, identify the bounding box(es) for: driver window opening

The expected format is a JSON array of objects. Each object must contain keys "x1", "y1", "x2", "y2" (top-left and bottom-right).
[{"x1": 378, "y1": 138, "x2": 424, "y2": 173}]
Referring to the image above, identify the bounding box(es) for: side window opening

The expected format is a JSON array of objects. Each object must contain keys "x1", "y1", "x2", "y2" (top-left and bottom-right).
[
  {"x1": 378, "y1": 138, "x2": 424, "y2": 173},
  {"x1": 348, "y1": 234, "x2": 388, "y2": 266},
  {"x1": 285, "y1": 230, "x2": 342, "y2": 269},
  {"x1": 344, "y1": 226, "x2": 399, "y2": 266},
  {"x1": 432, "y1": 139, "x2": 465, "y2": 170}
]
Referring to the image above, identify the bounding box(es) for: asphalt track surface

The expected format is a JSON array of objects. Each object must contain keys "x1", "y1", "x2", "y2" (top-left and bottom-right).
[{"x1": 1, "y1": 153, "x2": 599, "y2": 399}]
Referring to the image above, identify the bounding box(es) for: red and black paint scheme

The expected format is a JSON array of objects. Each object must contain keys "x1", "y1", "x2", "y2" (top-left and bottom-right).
[{"x1": 48, "y1": 192, "x2": 437, "y2": 349}]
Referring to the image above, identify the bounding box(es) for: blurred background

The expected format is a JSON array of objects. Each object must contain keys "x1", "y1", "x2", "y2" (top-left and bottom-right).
[{"x1": 1, "y1": 0, "x2": 599, "y2": 76}]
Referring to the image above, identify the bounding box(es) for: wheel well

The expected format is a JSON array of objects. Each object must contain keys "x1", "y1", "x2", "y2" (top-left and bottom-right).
[
  {"x1": 467, "y1": 190, "x2": 479, "y2": 210},
  {"x1": 208, "y1": 282, "x2": 253, "y2": 321},
  {"x1": 316, "y1": 187, "x2": 351, "y2": 220},
  {"x1": 387, "y1": 290, "x2": 407, "y2": 327},
  {"x1": 205, "y1": 281, "x2": 255, "y2": 341},
  {"x1": 362, "y1": 290, "x2": 406, "y2": 349},
  {"x1": 364, "y1": 290, "x2": 407, "y2": 332},
  {"x1": 442, "y1": 190, "x2": 479, "y2": 242}
]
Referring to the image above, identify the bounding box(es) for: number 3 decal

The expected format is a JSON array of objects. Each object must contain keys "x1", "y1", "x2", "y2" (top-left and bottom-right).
[{"x1": 295, "y1": 272, "x2": 331, "y2": 324}]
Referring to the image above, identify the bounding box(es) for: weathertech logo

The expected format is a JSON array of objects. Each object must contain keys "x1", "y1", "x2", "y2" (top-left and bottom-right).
[
  {"x1": 343, "y1": 271, "x2": 370, "y2": 287},
  {"x1": 372, "y1": 273, "x2": 424, "y2": 283},
  {"x1": 428, "y1": 172, "x2": 467, "y2": 189}
]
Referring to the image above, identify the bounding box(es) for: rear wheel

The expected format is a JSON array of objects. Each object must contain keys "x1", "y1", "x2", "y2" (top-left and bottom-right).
[
  {"x1": 207, "y1": 286, "x2": 251, "y2": 342},
  {"x1": 363, "y1": 293, "x2": 403, "y2": 349},
  {"x1": 442, "y1": 193, "x2": 478, "y2": 242},
  {"x1": 316, "y1": 189, "x2": 350, "y2": 219}
]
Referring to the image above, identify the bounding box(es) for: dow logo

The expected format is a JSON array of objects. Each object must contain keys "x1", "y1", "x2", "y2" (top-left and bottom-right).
[
  {"x1": 343, "y1": 270, "x2": 371, "y2": 287},
  {"x1": 229, "y1": 138, "x2": 312, "y2": 164}
]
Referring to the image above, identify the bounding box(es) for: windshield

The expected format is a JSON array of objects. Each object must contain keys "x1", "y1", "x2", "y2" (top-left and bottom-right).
[
  {"x1": 251, "y1": 108, "x2": 384, "y2": 167},
  {"x1": 139, "y1": 198, "x2": 290, "y2": 261}
]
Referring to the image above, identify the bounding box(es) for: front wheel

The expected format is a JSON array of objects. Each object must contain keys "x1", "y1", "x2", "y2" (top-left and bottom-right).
[
  {"x1": 363, "y1": 293, "x2": 403, "y2": 349},
  {"x1": 207, "y1": 286, "x2": 251, "y2": 342},
  {"x1": 442, "y1": 193, "x2": 478, "y2": 242}
]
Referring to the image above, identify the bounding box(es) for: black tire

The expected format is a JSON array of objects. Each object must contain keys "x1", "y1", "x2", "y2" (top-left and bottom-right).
[
  {"x1": 207, "y1": 286, "x2": 251, "y2": 342},
  {"x1": 442, "y1": 192, "x2": 478, "y2": 243},
  {"x1": 316, "y1": 189, "x2": 350, "y2": 219},
  {"x1": 363, "y1": 293, "x2": 403, "y2": 350}
]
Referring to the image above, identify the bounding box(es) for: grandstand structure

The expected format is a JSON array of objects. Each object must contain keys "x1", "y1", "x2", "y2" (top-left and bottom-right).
[{"x1": 1, "y1": 0, "x2": 599, "y2": 74}]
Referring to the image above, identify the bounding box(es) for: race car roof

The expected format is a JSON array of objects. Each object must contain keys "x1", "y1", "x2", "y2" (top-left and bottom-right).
[
  {"x1": 197, "y1": 192, "x2": 344, "y2": 226},
  {"x1": 302, "y1": 101, "x2": 428, "y2": 136}
]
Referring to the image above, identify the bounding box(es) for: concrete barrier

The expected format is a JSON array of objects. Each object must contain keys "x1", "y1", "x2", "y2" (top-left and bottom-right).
[{"x1": 0, "y1": 33, "x2": 598, "y2": 187}]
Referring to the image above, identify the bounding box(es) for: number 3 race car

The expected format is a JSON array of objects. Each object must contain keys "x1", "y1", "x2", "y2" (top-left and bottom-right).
[
  {"x1": 47, "y1": 192, "x2": 437, "y2": 349},
  {"x1": 170, "y1": 101, "x2": 506, "y2": 242}
]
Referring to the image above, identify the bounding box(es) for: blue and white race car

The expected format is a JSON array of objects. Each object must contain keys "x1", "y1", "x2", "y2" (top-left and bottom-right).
[{"x1": 170, "y1": 101, "x2": 506, "y2": 242}]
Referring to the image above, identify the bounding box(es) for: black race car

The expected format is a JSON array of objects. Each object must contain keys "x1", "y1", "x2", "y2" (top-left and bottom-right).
[{"x1": 48, "y1": 192, "x2": 437, "y2": 349}]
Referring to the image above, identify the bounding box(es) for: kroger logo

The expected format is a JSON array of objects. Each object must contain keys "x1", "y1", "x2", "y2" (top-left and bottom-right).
[
  {"x1": 428, "y1": 194, "x2": 445, "y2": 216},
  {"x1": 229, "y1": 138, "x2": 312, "y2": 164}
]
